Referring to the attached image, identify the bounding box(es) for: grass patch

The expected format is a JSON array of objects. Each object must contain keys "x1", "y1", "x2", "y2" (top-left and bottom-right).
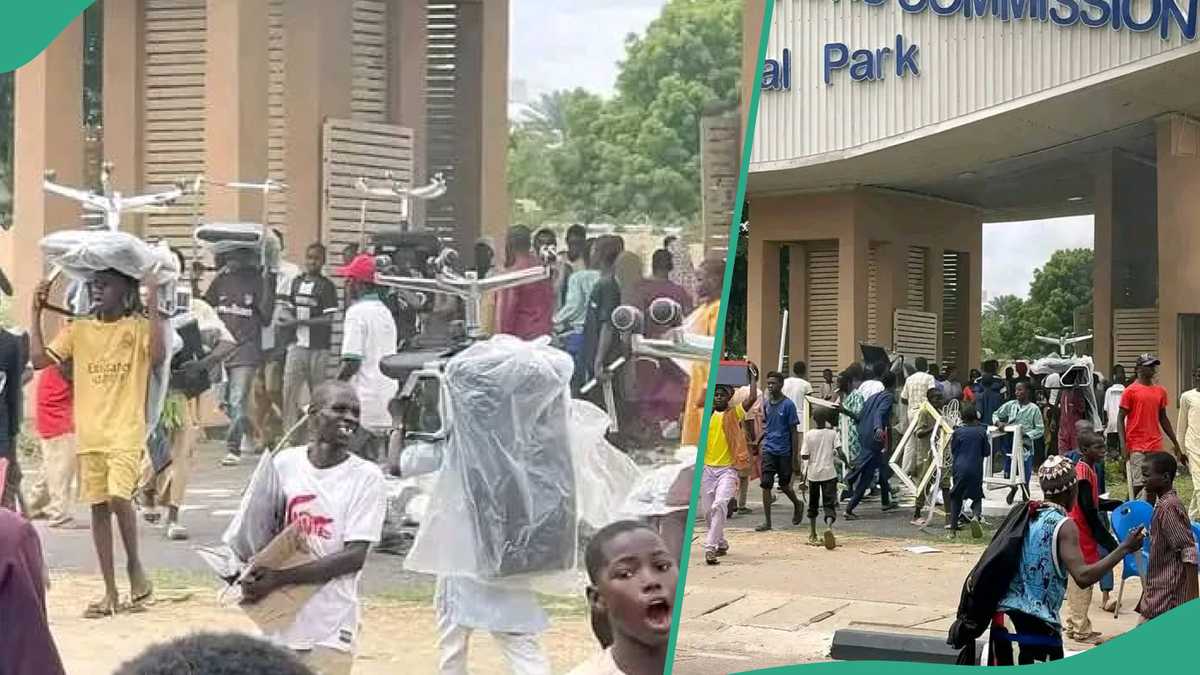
[
  {"x1": 1102, "y1": 458, "x2": 1194, "y2": 504},
  {"x1": 367, "y1": 584, "x2": 587, "y2": 618},
  {"x1": 149, "y1": 567, "x2": 221, "y2": 592}
]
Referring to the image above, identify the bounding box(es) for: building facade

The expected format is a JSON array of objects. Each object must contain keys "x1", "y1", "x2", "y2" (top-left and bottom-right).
[
  {"x1": 742, "y1": 0, "x2": 1200, "y2": 411},
  {"x1": 2, "y1": 0, "x2": 509, "y2": 327}
]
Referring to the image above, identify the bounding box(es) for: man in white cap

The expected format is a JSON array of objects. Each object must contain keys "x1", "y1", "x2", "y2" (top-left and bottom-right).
[{"x1": 1117, "y1": 354, "x2": 1184, "y2": 500}]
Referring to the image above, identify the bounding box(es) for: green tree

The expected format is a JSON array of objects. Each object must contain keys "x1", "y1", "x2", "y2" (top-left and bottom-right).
[
  {"x1": 507, "y1": 0, "x2": 741, "y2": 228},
  {"x1": 981, "y1": 294, "x2": 1026, "y2": 360},
  {"x1": 980, "y1": 249, "x2": 1094, "y2": 360},
  {"x1": 1017, "y1": 248, "x2": 1094, "y2": 355}
]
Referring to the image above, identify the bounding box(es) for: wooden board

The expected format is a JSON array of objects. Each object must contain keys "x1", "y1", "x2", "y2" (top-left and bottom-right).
[{"x1": 806, "y1": 243, "x2": 840, "y2": 374}]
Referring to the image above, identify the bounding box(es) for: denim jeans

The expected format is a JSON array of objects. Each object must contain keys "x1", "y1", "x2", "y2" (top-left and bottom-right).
[{"x1": 223, "y1": 365, "x2": 257, "y2": 455}]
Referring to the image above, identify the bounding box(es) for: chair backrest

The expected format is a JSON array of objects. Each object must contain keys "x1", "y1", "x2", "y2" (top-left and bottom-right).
[
  {"x1": 1110, "y1": 499, "x2": 1154, "y2": 579},
  {"x1": 1110, "y1": 500, "x2": 1153, "y2": 543},
  {"x1": 1192, "y1": 523, "x2": 1200, "y2": 557}
]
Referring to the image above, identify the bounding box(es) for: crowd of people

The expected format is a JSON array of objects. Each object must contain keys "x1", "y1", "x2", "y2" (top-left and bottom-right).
[
  {"x1": 697, "y1": 350, "x2": 1198, "y2": 662},
  {"x1": 0, "y1": 223, "x2": 712, "y2": 675}
]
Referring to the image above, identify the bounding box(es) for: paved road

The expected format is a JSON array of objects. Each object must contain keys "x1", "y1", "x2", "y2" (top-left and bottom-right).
[
  {"x1": 33, "y1": 437, "x2": 680, "y2": 597},
  {"x1": 35, "y1": 440, "x2": 431, "y2": 596}
]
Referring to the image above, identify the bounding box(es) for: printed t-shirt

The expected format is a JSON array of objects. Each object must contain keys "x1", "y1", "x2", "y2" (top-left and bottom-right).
[
  {"x1": 341, "y1": 295, "x2": 398, "y2": 429},
  {"x1": 704, "y1": 404, "x2": 745, "y2": 467},
  {"x1": 46, "y1": 316, "x2": 151, "y2": 454},
  {"x1": 268, "y1": 446, "x2": 386, "y2": 653},
  {"x1": 1120, "y1": 382, "x2": 1168, "y2": 451},
  {"x1": 204, "y1": 269, "x2": 265, "y2": 368},
  {"x1": 35, "y1": 366, "x2": 73, "y2": 440},
  {"x1": 761, "y1": 396, "x2": 800, "y2": 456},
  {"x1": 285, "y1": 274, "x2": 339, "y2": 350}
]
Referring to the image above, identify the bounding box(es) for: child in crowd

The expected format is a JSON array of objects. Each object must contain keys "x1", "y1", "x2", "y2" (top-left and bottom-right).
[
  {"x1": 572, "y1": 521, "x2": 677, "y2": 675},
  {"x1": 802, "y1": 406, "x2": 839, "y2": 549},
  {"x1": 1136, "y1": 452, "x2": 1199, "y2": 624},
  {"x1": 1063, "y1": 431, "x2": 1121, "y2": 644},
  {"x1": 948, "y1": 404, "x2": 988, "y2": 539}
]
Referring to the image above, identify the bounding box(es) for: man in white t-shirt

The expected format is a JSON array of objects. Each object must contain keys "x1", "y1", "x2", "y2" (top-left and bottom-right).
[
  {"x1": 1103, "y1": 364, "x2": 1127, "y2": 454},
  {"x1": 241, "y1": 381, "x2": 385, "y2": 675},
  {"x1": 334, "y1": 254, "x2": 398, "y2": 461},
  {"x1": 781, "y1": 360, "x2": 813, "y2": 408}
]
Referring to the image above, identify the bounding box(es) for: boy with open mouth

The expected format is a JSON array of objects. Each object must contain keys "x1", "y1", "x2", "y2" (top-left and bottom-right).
[{"x1": 571, "y1": 521, "x2": 678, "y2": 675}]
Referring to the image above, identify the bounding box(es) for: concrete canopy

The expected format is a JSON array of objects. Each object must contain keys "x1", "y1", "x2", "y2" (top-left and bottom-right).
[{"x1": 749, "y1": 50, "x2": 1200, "y2": 222}]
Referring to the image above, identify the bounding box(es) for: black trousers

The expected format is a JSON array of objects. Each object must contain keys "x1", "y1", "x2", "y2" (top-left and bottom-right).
[{"x1": 807, "y1": 478, "x2": 838, "y2": 522}]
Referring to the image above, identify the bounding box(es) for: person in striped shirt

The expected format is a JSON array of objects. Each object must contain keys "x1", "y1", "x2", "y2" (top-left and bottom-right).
[{"x1": 1136, "y1": 452, "x2": 1199, "y2": 624}]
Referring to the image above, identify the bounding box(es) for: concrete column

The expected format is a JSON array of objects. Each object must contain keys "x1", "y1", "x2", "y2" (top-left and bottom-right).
[
  {"x1": 838, "y1": 227, "x2": 869, "y2": 368},
  {"x1": 874, "y1": 241, "x2": 906, "y2": 351},
  {"x1": 283, "y1": 0, "x2": 353, "y2": 252},
  {"x1": 479, "y1": 0, "x2": 509, "y2": 247},
  {"x1": 103, "y1": 0, "x2": 145, "y2": 235},
  {"x1": 1093, "y1": 152, "x2": 1115, "y2": 375},
  {"x1": 741, "y1": 0, "x2": 766, "y2": 131},
  {"x1": 5, "y1": 18, "x2": 85, "y2": 328},
  {"x1": 389, "y1": 0, "x2": 427, "y2": 227},
  {"x1": 966, "y1": 225, "x2": 984, "y2": 373},
  {"x1": 1156, "y1": 114, "x2": 1200, "y2": 413},
  {"x1": 928, "y1": 246, "x2": 946, "y2": 363},
  {"x1": 787, "y1": 242, "x2": 807, "y2": 368},
  {"x1": 205, "y1": 0, "x2": 269, "y2": 223},
  {"x1": 746, "y1": 235, "x2": 781, "y2": 370}
]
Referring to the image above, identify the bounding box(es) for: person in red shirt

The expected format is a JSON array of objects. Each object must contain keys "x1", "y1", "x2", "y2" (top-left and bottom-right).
[
  {"x1": 1063, "y1": 431, "x2": 1120, "y2": 644},
  {"x1": 26, "y1": 361, "x2": 81, "y2": 528},
  {"x1": 1117, "y1": 354, "x2": 1185, "y2": 499},
  {"x1": 494, "y1": 226, "x2": 555, "y2": 340}
]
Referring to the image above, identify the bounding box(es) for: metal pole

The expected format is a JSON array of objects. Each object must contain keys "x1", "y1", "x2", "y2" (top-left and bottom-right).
[{"x1": 778, "y1": 309, "x2": 788, "y2": 373}]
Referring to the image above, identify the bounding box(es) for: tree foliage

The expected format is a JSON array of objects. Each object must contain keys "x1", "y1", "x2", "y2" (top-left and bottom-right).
[
  {"x1": 981, "y1": 248, "x2": 1095, "y2": 360},
  {"x1": 508, "y1": 0, "x2": 741, "y2": 229}
]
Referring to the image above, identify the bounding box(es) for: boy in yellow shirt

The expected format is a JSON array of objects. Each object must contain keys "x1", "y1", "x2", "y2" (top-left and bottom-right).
[
  {"x1": 31, "y1": 268, "x2": 166, "y2": 618},
  {"x1": 700, "y1": 366, "x2": 758, "y2": 566}
]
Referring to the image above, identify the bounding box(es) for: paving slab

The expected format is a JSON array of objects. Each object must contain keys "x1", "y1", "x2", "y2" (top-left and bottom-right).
[{"x1": 680, "y1": 589, "x2": 748, "y2": 620}]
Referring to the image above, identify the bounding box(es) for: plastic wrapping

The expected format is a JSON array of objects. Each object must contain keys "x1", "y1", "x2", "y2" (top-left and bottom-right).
[
  {"x1": 194, "y1": 222, "x2": 282, "y2": 272},
  {"x1": 404, "y1": 335, "x2": 577, "y2": 580},
  {"x1": 222, "y1": 452, "x2": 288, "y2": 563},
  {"x1": 40, "y1": 230, "x2": 180, "y2": 284},
  {"x1": 619, "y1": 447, "x2": 696, "y2": 519},
  {"x1": 570, "y1": 400, "x2": 642, "y2": 529}
]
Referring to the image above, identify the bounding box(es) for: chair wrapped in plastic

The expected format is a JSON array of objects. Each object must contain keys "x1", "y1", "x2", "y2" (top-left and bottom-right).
[{"x1": 402, "y1": 335, "x2": 641, "y2": 589}]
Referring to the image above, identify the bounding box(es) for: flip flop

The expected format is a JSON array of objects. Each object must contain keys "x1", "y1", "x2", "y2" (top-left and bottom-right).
[
  {"x1": 129, "y1": 585, "x2": 155, "y2": 611},
  {"x1": 82, "y1": 598, "x2": 119, "y2": 619}
]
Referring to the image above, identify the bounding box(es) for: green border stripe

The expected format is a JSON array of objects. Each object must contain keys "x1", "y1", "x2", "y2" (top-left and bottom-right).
[
  {"x1": 664, "y1": 1, "x2": 775, "y2": 673},
  {"x1": 0, "y1": 2, "x2": 95, "y2": 73}
]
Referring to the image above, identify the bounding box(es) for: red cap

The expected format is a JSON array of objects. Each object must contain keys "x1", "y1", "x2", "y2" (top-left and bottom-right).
[{"x1": 334, "y1": 253, "x2": 377, "y2": 282}]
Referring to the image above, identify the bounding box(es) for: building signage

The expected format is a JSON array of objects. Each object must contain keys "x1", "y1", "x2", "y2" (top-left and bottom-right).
[{"x1": 761, "y1": 0, "x2": 1199, "y2": 88}]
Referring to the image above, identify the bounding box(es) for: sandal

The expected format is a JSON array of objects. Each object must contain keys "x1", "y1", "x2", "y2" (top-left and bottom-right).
[
  {"x1": 129, "y1": 584, "x2": 155, "y2": 611},
  {"x1": 83, "y1": 598, "x2": 119, "y2": 619}
]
